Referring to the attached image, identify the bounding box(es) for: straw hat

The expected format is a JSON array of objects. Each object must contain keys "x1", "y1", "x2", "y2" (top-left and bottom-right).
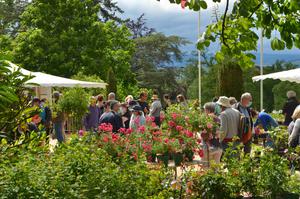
[
  {"x1": 216, "y1": 96, "x2": 231, "y2": 108},
  {"x1": 151, "y1": 95, "x2": 159, "y2": 100}
]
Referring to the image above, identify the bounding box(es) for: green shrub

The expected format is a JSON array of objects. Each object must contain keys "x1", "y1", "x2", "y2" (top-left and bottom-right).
[{"x1": 0, "y1": 134, "x2": 169, "y2": 198}]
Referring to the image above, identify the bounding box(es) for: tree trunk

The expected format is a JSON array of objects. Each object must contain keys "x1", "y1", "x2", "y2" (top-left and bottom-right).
[{"x1": 217, "y1": 62, "x2": 244, "y2": 99}]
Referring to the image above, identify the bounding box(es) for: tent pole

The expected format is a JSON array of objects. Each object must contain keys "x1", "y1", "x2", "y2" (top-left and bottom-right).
[
  {"x1": 198, "y1": 9, "x2": 202, "y2": 107},
  {"x1": 260, "y1": 29, "x2": 264, "y2": 111}
]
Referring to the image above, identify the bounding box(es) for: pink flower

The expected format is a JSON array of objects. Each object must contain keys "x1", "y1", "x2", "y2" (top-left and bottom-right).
[
  {"x1": 151, "y1": 122, "x2": 157, "y2": 128},
  {"x1": 171, "y1": 113, "x2": 178, "y2": 120},
  {"x1": 78, "y1": 130, "x2": 84, "y2": 136},
  {"x1": 197, "y1": 138, "x2": 202, "y2": 144},
  {"x1": 138, "y1": 125, "x2": 145, "y2": 133},
  {"x1": 181, "y1": 0, "x2": 187, "y2": 9},
  {"x1": 118, "y1": 128, "x2": 126, "y2": 134},
  {"x1": 184, "y1": 130, "x2": 193, "y2": 138},
  {"x1": 176, "y1": 125, "x2": 184, "y2": 132},
  {"x1": 168, "y1": 121, "x2": 176, "y2": 127},
  {"x1": 111, "y1": 133, "x2": 119, "y2": 142},
  {"x1": 126, "y1": 128, "x2": 133, "y2": 135},
  {"x1": 152, "y1": 131, "x2": 162, "y2": 136},
  {"x1": 99, "y1": 123, "x2": 113, "y2": 132},
  {"x1": 102, "y1": 136, "x2": 109, "y2": 143},
  {"x1": 207, "y1": 123, "x2": 213, "y2": 129},
  {"x1": 198, "y1": 149, "x2": 204, "y2": 158},
  {"x1": 146, "y1": 116, "x2": 153, "y2": 123},
  {"x1": 164, "y1": 138, "x2": 169, "y2": 144}
]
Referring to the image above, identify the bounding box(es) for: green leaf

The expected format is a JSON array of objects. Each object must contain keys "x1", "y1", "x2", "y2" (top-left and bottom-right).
[{"x1": 199, "y1": 1, "x2": 207, "y2": 9}]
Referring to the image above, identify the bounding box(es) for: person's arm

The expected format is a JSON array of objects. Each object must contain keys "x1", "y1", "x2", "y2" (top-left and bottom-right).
[
  {"x1": 219, "y1": 114, "x2": 227, "y2": 141},
  {"x1": 288, "y1": 120, "x2": 300, "y2": 147},
  {"x1": 254, "y1": 118, "x2": 260, "y2": 128},
  {"x1": 282, "y1": 102, "x2": 288, "y2": 114}
]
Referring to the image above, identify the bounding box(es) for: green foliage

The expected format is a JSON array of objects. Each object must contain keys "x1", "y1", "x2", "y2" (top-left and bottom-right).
[
  {"x1": 0, "y1": 35, "x2": 13, "y2": 60},
  {"x1": 192, "y1": 148, "x2": 294, "y2": 198},
  {"x1": 0, "y1": 60, "x2": 37, "y2": 141},
  {"x1": 133, "y1": 33, "x2": 188, "y2": 97},
  {"x1": 106, "y1": 67, "x2": 117, "y2": 95},
  {"x1": 71, "y1": 71, "x2": 105, "y2": 96},
  {"x1": 165, "y1": 0, "x2": 300, "y2": 71},
  {"x1": 0, "y1": 0, "x2": 30, "y2": 35},
  {"x1": 58, "y1": 87, "x2": 89, "y2": 130},
  {"x1": 0, "y1": 134, "x2": 169, "y2": 198},
  {"x1": 13, "y1": 0, "x2": 135, "y2": 85}
]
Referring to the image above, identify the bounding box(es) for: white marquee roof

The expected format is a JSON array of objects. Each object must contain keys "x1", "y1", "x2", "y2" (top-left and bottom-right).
[
  {"x1": 7, "y1": 62, "x2": 107, "y2": 88},
  {"x1": 252, "y1": 68, "x2": 300, "y2": 84}
]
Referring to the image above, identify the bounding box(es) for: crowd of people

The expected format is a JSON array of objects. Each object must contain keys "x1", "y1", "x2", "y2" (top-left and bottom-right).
[{"x1": 27, "y1": 89, "x2": 300, "y2": 161}]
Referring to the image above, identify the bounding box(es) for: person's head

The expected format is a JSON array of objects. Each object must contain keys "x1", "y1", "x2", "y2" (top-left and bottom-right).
[
  {"x1": 108, "y1": 92, "x2": 115, "y2": 101},
  {"x1": 32, "y1": 115, "x2": 41, "y2": 124},
  {"x1": 139, "y1": 92, "x2": 148, "y2": 101},
  {"x1": 40, "y1": 98, "x2": 47, "y2": 107},
  {"x1": 287, "y1": 90, "x2": 296, "y2": 99},
  {"x1": 240, "y1": 92, "x2": 252, "y2": 108},
  {"x1": 229, "y1": 97, "x2": 237, "y2": 105},
  {"x1": 203, "y1": 102, "x2": 215, "y2": 115},
  {"x1": 90, "y1": 96, "x2": 97, "y2": 107},
  {"x1": 53, "y1": 91, "x2": 60, "y2": 102},
  {"x1": 292, "y1": 107, "x2": 300, "y2": 121},
  {"x1": 164, "y1": 94, "x2": 170, "y2": 101},
  {"x1": 104, "y1": 101, "x2": 111, "y2": 112},
  {"x1": 132, "y1": 105, "x2": 143, "y2": 116},
  {"x1": 216, "y1": 96, "x2": 231, "y2": 111},
  {"x1": 125, "y1": 95, "x2": 134, "y2": 104},
  {"x1": 176, "y1": 94, "x2": 186, "y2": 103},
  {"x1": 97, "y1": 95, "x2": 104, "y2": 104},
  {"x1": 120, "y1": 103, "x2": 128, "y2": 115},
  {"x1": 110, "y1": 100, "x2": 120, "y2": 112},
  {"x1": 32, "y1": 97, "x2": 40, "y2": 107},
  {"x1": 151, "y1": 94, "x2": 159, "y2": 102}
]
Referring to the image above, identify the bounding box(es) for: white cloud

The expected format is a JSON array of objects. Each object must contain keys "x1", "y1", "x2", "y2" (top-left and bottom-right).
[{"x1": 115, "y1": 0, "x2": 300, "y2": 55}]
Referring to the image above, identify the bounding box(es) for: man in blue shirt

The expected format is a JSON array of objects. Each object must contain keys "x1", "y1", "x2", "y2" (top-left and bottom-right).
[{"x1": 254, "y1": 111, "x2": 278, "y2": 131}]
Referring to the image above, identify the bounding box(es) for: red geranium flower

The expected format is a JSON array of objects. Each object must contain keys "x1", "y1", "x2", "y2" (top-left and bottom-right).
[
  {"x1": 102, "y1": 136, "x2": 109, "y2": 143},
  {"x1": 138, "y1": 125, "x2": 145, "y2": 133},
  {"x1": 184, "y1": 130, "x2": 193, "y2": 138},
  {"x1": 181, "y1": 0, "x2": 187, "y2": 9},
  {"x1": 176, "y1": 125, "x2": 184, "y2": 132},
  {"x1": 198, "y1": 149, "x2": 204, "y2": 158},
  {"x1": 168, "y1": 121, "x2": 176, "y2": 127}
]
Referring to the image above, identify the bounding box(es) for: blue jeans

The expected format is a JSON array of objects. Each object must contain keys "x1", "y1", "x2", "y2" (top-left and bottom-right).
[{"x1": 54, "y1": 122, "x2": 64, "y2": 142}]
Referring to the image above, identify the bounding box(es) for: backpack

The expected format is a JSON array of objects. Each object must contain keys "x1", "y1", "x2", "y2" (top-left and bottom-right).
[{"x1": 238, "y1": 114, "x2": 252, "y2": 144}]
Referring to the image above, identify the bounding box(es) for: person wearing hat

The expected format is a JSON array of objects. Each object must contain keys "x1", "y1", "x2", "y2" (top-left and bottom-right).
[
  {"x1": 129, "y1": 105, "x2": 146, "y2": 131},
  {"x1": 149, "y1": 95, "x2": 162, "y2": 127},
  {"x1": 217, "y1": 96, "x2": 241, "y2": 152},
  {"x1": 99, "y1": 100, "x2": 123, "y2": 133}
]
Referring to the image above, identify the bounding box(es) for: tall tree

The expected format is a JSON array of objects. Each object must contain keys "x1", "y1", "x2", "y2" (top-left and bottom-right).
[
  {"x1": 132, "y1": 33, "x2": 188, "y2": 96},
  {"x1": 13, "y1": 0, "x2": 135, "y2": 86},
  {"x1": 0, "y1": 0, "x2": 30, "y2": 36},
  {"x1": 126, "y1": 14, "x2": 155, "y2": 39}
]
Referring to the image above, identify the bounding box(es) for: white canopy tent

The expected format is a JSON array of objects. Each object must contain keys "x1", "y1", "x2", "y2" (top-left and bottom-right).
[
  {"x1": 7, "y1": 61, "x2": 107, "y2": 101},
  {"x1": 7, "y1": 62, "x2": 107, "y2": 88},
  {"x1": 252, "y1": 68, "x2": 300, "y2": 84}
]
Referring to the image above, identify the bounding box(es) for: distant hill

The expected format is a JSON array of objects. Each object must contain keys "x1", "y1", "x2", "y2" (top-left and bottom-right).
[{"x1": 172, "y1": 53, "x2": 300, "y2": 68}]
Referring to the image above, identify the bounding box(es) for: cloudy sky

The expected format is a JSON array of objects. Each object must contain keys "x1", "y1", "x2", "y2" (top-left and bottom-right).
[{"x1": 116, "y1": 0, "x2": 300, "y2": 56}]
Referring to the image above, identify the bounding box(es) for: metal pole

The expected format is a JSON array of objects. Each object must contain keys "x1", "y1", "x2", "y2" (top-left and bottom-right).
[
  {"x1": 260, "y1": 29, "x2": 264, "y2": 111},
  {"x1": 198, "y1": 9, "x2": 202, "y2": 107}
]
